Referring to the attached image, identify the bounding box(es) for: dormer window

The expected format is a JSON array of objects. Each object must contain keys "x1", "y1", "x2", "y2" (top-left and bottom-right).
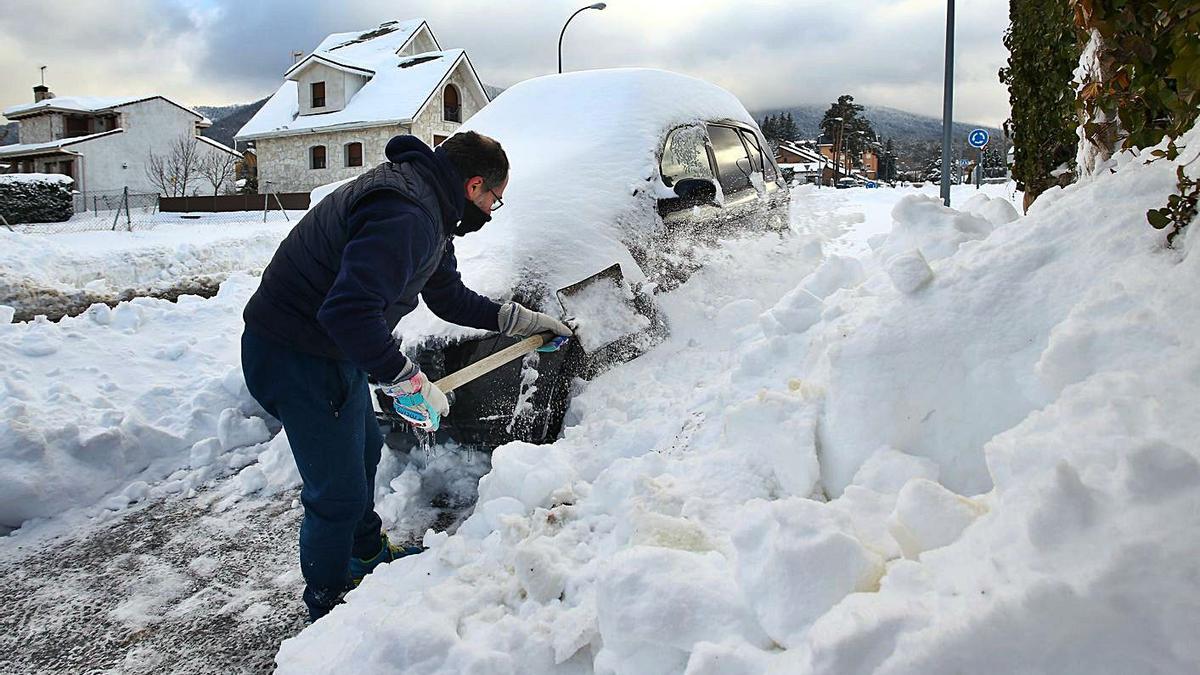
[
  {"x1": 311, "y1": 81, "x2": 326, "y2": 108},
  {"x1": 443, "y1": 84, "x2": 461, "y2": 123}
]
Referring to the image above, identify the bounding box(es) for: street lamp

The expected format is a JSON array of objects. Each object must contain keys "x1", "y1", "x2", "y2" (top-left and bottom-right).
[
  {"x1": 939, "y1": 0, "x2": 955, "y2": 206},
  {"x1": 831, "y1": 117, "x2": 845, "y2": 184},
  {"x1": 559, "y1": 3, "x2": 606, "y2": 74}
]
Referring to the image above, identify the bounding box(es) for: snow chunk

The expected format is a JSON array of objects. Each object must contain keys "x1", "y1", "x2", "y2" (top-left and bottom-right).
[
  {"x1": 476, "y1": 442, "x2": 576, "y2": 511},
  {"x1": 888, "y1": 479, "x2": 986, "y2": 559},
  {"x1": 851, "y1": 446, "x2": 940, "y2": 495},
  {"x1": 0, "y1": 305, "x2": 14, "y2": 324},
  {"x1": 885, "y1": 248, "x2": 933, "y2": 293},
  {"x1": 216, "y1": 408, "x2": 271, "y2": 451},
  {"x1": 880, "y1": 194, "x2": 993, "y2": 263},
  {"x1": 596, "y1": 546, "x2": 770, "y2": 658},
  {"x1": 722, "y1": 391, "x2": 821, "y2": 498},
  {"x1": 732, "y1": 498, "x2": 884, "y2": 647}
]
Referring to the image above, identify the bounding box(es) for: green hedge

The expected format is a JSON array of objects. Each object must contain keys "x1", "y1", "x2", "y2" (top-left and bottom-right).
[
  {"x1": 0, "y1": 174, "x2": 75, "y2": 224},
  {"x1": 1072, "y1": 1, "x2": 1200, "y2": 245},
  {"x1": 999, "y1": 0, "x2": 1082, "y2": 207}
]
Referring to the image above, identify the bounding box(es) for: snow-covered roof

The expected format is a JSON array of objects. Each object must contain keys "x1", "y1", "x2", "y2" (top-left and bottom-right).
[
  {"x1": 196, "y1": 135, "x2": 242, "y2": 158},
  {"x1": 777, "y1": 141, "x2": 825, "y2": 164},
  {"x1": 236, "y1": 20, "x2": 483, "y2": 141},
  {"x1": 0, "y1": 129, "x2": 125, "y2": 158},
  {"x1": 3, "y1": 96, "x2": 210, "y2": 125}
]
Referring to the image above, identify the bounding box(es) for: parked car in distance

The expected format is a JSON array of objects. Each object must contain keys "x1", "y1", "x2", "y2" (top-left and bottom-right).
[
  {"x1": 356, "y1": 68, "x2": 789, "y2": 450},
  {"x1": 835, "y1": 177, "x2": 858, "y2": 189}
]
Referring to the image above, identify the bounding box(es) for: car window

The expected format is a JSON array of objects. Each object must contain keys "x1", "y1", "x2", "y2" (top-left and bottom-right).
[
  {"x1": 707, "y1": 124, "x2": 753, "y2": 194},
  {"x1": 739, "y1": 129, "x2": 776, "y2": 182},
  {"x1": 660, "y1": 125, "x2": 714, "y2": 187}
]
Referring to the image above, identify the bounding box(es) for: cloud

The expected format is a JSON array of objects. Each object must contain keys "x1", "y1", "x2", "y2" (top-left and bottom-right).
[{"x1": 1, "y1": 0, "x2": 1013, "y2": 126}]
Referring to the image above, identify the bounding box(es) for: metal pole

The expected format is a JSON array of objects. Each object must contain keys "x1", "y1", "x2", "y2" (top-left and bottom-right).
[
  {"x1": 940, "y1": 0, "x2": 956, "y2": 206},
  {"x1": 977, "y1": 147, "x2": 983, "y2": 189},
  {"x1": 559, "y1": 4, "x2": 605, "y2": 74}
]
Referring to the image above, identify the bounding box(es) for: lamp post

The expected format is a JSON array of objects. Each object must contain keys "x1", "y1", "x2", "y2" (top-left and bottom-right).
[
  {"x1": 939, "y1": 0, "x2": 955, "y2": 206},
  {"x1": 831, "y1": 117, "x2": 845, "y2": 184},
  {"x1": 559, "y1": 3, "x2": 607, "y2": 74}
]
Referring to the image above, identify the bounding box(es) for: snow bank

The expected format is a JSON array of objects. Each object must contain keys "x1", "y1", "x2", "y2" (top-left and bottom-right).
[
  {"x1": 0, "y1": 221, "x2": 291, "y2": 300},
  {"x1": 278, "y1": 121, "x2": 1200, "y2": 673},
  {"x1": 0, "y1": 274, "x2": 271, "y2": 527}
]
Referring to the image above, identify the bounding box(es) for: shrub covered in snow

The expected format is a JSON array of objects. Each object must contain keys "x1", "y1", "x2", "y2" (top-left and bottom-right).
[{"x1": 0, "y1": 173, "x2": 75, "y2": 224}]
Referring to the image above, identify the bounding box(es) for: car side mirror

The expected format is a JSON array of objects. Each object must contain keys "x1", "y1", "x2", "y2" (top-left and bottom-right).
[
  {"x1": 657, "y1": 178, "x2": 719, "y2": 216},
  {"x1": 673, "y1": 178, "x2": 718, "y2": 206}
]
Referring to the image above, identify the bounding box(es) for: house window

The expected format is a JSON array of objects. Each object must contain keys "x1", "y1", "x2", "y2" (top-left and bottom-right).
[
  {"x1": 443, "y1": 84, "x2": 461, "y2": 123},
  {"x1": 345, "y1": 142, "x2": 363, "y2": 167},
  {"x1": 433, "y1": 134, "x2": 449, "y2": 147},
  {"x1": 311, "y1": 81, "x2": 326, "y2": 108},
  {"x1": 65, "y1": 115, "x2": 90, "y2": 138},
  {"x1": 310, "y1": 145, "x2": 327, "y2": 169}
]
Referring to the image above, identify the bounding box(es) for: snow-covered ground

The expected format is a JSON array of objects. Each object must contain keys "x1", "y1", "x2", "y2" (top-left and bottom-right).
[
  {"x1": 1, "y1": 129, "x2": 1198, "y2": 674},
  {"x1": 274, "y1": 130, "x2": 1198, "y2": 673}
]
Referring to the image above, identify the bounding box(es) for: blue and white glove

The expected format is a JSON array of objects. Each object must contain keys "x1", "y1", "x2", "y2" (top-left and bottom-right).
[
  {"x1": 380, "y1": 362, "x2": 449, "y2": 431},
  {"x1": 498, "y1": 301, "x2": 572, "y2": 352}
]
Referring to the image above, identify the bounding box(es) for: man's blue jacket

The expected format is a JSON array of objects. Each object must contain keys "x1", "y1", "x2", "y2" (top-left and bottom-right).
[{"x1": 243, "y1": 135, "x2": 500, "y2": 382}]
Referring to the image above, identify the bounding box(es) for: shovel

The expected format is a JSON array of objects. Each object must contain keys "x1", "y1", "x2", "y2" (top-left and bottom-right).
[
  {"x1": 375, "y1": 263, "x2": 665, "y2": 431},
  {"x1": 433, "y1": 263, "x2": 662, "y2": 394}
]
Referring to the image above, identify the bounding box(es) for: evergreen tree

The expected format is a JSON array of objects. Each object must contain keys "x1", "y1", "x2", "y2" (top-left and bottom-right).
[
  {"x1": 781, "y1": 112, "x2": 798, "y2": 141},
  {"x1": 819, "y1": 95, "x2": 877, "y2": 165}
]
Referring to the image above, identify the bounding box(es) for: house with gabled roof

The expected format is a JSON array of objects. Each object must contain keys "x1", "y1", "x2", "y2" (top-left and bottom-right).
[
  {"x1": 236, "y1": 19, "x2": 490, "y2": 193},
  {"x1": 0, "y1": 88, "x2": 241, "y2": 196}
]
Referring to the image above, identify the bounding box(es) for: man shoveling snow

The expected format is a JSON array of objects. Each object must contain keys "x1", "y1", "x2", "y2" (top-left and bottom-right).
[{"x1": 240, "y1": 132, "x2": 570, "y2": 621}]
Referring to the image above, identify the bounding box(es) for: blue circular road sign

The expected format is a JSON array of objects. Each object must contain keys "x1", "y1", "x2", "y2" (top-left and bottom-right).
[{"x1": 968, "y1": 128, "x2": 990, "y2": 149}]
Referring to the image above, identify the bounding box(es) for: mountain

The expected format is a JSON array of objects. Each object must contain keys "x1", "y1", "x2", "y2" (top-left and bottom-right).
[
  {"x1": 197, "y1": 98, "x2": 269, "y2": 148},
  {"x1": 753, "y1": 103, "x2": 1005, "y2": 169},
  {"x1": 752, "y1": 103, "x2": 1001, "y2": 142}
]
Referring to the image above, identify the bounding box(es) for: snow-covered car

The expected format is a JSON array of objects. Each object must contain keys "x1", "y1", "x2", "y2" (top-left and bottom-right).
[{"x1": 373, "y1": 68, "x2": 789, "y2": 448}]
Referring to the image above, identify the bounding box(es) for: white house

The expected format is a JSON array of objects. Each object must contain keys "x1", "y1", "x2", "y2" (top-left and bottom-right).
[
  {"x1": 0, "y1": 87, "x2": 241, "y2": 196},
  {"x1": 236, "y1": 19, "x2": 490, "y2": 193}
]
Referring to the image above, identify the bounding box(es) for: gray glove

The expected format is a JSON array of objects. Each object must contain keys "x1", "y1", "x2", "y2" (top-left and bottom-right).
[{"x1": 498, "y1": 301, "x2": 572, "y2": 338}]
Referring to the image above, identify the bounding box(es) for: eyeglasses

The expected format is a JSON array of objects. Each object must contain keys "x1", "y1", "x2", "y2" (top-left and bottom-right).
[{"x1": 486, "y1": 188, "x2": 504, "y2": 211}]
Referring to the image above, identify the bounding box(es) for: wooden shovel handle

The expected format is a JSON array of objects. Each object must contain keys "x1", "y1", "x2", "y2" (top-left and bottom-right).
[{"x1": 432, "y1": 332, "x2": 555, "y2": 394}]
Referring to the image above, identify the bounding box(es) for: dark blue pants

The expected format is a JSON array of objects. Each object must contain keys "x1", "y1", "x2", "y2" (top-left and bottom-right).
[{"x1": 240, "y1": 329, "x2": 385, "y2": 619}]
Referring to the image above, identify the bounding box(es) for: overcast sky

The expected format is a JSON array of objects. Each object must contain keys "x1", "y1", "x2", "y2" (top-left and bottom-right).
[{"x1": 0, "y1": 0, "x2": 1011, "y2": 126}]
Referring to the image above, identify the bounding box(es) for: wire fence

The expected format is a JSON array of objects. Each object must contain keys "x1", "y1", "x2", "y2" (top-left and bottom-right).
[{"x1": 6, "y1": 188, "x2": 303, "y2": 234}]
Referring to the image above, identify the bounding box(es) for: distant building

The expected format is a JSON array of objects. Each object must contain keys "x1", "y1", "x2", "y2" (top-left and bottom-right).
[
  {"x1": 236, "y1": 19, "x2": 489, "y2": 193},
  {"x1": 0, "y1": 87, "x2": 240, "y2": 195},
  {"x1": 775, "y1": 140, "x2": 826, "y2": 184}
]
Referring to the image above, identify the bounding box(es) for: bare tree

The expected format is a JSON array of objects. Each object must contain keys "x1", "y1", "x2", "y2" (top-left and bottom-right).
[
  {"x1": 144, "y1": 134, "x2": 202, "y2": 197},
  {"x1": 198, "y1": 150, "x2": 238, "y2": 196}
]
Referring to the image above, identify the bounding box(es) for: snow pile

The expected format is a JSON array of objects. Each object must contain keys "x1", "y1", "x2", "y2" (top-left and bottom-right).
[
  {"x1": 0, "y1": 222, "x2": 291, "y2": 298},
  {"x1": 278, "y1": 123, "x2": 1200, "y2": 673},
  {"x1": 0, "y1": 275, "x2": 273, "y2": 528}
]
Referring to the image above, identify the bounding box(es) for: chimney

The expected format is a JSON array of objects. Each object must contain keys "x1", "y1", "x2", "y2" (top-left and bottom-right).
[
  {"x1": 34, "y1": 85, "x2": 53, "y2": 102},
  {"x1": 292, "y1": 51, "x2": 304, "y2": 65}
]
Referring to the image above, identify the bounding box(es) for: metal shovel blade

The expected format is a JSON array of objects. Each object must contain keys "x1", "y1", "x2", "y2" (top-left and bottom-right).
[{"x1": 555, "y1": 263, "x2": 667, "y2": 374}]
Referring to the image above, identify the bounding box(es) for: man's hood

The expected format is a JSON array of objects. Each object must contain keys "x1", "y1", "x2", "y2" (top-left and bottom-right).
[{"x1": 385, "y1": 135, "x2": 464, "y2": 231}]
